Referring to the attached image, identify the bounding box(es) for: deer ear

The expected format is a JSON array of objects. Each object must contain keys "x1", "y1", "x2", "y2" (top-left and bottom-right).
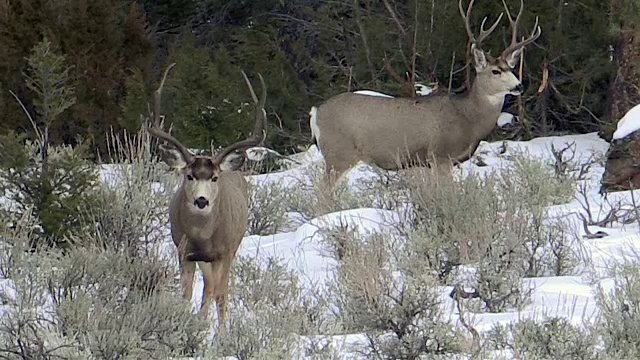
[
  {"x1": 471, "y1": 44, "x2": 488, "y2": 70},
  {"x1": 504, "y1": 48, "x2": 524, "y2": 69},
  {"x1": 158, "y1": 143, "x2": 188, "y2": 170},
  {"x1": 218, "y1": 150, "x2": 247, "y2": 172}
]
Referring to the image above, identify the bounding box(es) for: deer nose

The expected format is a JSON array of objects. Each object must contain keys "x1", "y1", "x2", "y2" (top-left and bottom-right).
[
  {"x1": 194, "y1": 197, "x2": 209, "y2": 209},
  {"x1": 512, "y1": 83, "x2": 524, "y2": 94}
]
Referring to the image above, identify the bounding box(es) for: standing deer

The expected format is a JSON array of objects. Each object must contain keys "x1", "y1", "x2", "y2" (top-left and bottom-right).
[
  {"x1": 144, "y1": 63, "x2": 267, "y2": 331},
  {"x1": 310, "y1": 0, "x2": 541, "y2": 188}
]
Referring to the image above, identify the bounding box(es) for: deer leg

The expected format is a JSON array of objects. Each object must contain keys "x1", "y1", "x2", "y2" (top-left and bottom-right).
[
  {"x1": 214, "y1": 260, "x2": 233, "y2": 333},
  {"x1": 198, "y1": 261, "x2": 224, "y2": 320},
  {"x1": 324, "y1": 157, "x2": 355, "y2": 188},
  {"x1": 430, "y1": 159, "x2": 455, "y2": 184},
  {"x1": 179, "y1": 259, "x2": 196, "y2": 302},
  {"x1": 314, "y1": 166, "x2": 344, "y2": 215},
  {"x1": 175, "y1": 235, "x2": 196, "y2": 302}
]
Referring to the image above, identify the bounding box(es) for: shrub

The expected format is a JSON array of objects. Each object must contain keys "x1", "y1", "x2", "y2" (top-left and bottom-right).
[
  {"x1": 1, "y1": 127, "x2": 209, "y2": 359},
  {"x1": 595, "y1": 261, "x2": 640, "y2": 358},
  {"x1": 283, "y1": 162, "x2": 411, "y2": 223},
  {"x1": 0, "y1": 214, "x2": 209, "y2": 359},
  {"x1": 501, "y1": 152, "x2": 576, "y2": 206},
  {"x1": 0, "y1": 211, "x2": 87, "y2": 359},
  {"x1": 408, "y1": 168, "x2": 531, "y2": 312},
  {"x1": 78, "y1": 127, "x2": 177, "y2": 255},
  {"x1": 247, "y1": 179, "x2": 289, "y2": 235},
  {"x1": 486, "y1": 317, "x2": 596, "y2": 360},
  {"x1": 212, "y1": 254, "x2": 329, "y2": 359},
  {"x1": 406, "y1": 154, "x2": 580, "y2": 312},
  {"x1": 325, "y1": 229, "x2": 463, "y2": 358},
  {"x1": 46, "y1": 247, "x2": 208, "y2": 358}
]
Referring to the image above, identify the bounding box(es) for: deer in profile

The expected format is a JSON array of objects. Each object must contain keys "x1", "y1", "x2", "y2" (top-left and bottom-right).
[
  {"x1": 310, "y1": 0, "x2": 541, "y2": 188},
  {"x1": 144, "y1": 63, "x2": 267, "y2": 331}
]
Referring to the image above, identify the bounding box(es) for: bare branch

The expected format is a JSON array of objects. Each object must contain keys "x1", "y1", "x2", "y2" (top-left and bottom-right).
[{"x1": 9, "y1": 90, "x2": 41, "y2": 145}]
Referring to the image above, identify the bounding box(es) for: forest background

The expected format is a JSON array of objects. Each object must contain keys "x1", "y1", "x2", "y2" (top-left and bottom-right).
[{"x1": 0, "y1": 0, "x2": 638, "y2": 159}]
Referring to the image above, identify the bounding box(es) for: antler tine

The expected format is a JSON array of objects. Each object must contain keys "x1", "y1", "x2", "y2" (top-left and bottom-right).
[
  {"x1": 459, "y1": 0, "x2": 503, "y2": 48},
  {"x1": 240, "y1": 70, "x2": 267, "y2": 142},
  {"x1": 500, "y1": 0, "x2": 541, "y2": 59},
  {"x1": 476, "y1": 14, "x2": 504, "y2": 45},
  {"x1": 153, "y1": 63, "x2": 176, "y2": 128},
  {"x1": 146, "y1": 126, "x2": 194, "y2": 164},
  {"x1": 502, "y1": 0, "x2": 523, "y2": 48},
  {"x1": 241, "y1": 70, "x2": 259, "y2": 104},
  {"x1": 145, "y1": 62, "x2": 194, "y2": 164},
  {"x1": 213, "y1": 71, "x2": 267, "y2": 165},
  {"x1": 459, "y1": 0, "x2": 477, "y2": 44}
]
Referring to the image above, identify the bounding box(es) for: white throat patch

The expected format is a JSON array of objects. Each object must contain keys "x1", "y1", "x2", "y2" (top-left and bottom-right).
[{"x1": 486, "y1": 93, "x2": 508, "y2": 108}]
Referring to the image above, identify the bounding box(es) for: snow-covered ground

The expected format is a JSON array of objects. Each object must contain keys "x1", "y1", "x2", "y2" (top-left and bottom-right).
[
  {"x1": 3, "y1": 129, "x2": 640, "y2": 357},
  {"x1": 164, "y1": 132, "x2": 638, "y2": 356}
]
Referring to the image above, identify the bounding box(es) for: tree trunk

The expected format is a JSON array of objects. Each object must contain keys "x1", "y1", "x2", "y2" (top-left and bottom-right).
[{"x1": 606, "y1": 0, "x2": 640, "y2": 139}]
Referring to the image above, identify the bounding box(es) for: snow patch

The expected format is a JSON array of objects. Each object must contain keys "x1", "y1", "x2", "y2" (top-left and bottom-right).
[
  {"x1": 415, "y1": 83, "x2": 433, "y2": 96},
  {"x1": 497, "y1": 112, "x2": 515, "y2": 127},
  {"x1": 613, "y1": 103, "x2": 640, "y2": 140},
  {"x1": 353, "y1": 90, "x2": 394, "y2": 98}
]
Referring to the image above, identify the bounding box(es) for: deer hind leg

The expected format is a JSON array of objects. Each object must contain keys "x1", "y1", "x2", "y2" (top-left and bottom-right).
[
  {"x1": 324, "y1": 166, "x2": 350, "y2": 190},
  {"x1": 434, "y1": 159, "x2": 455, "y2": 183},
  {"x1": 314, "y1": 163, "x2": 350, "y2": 215},
  {"x1": 320, "y1": 156, "x2": 357, "y2": 197}
]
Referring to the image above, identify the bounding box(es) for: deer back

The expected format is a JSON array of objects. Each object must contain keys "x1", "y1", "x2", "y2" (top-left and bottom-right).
[
  {"x1": 313, "y1": 0, "x2": 540, "y2": 172},
  {"x1": 315, "y1": 91, "x2": 500, "y2": 169}
]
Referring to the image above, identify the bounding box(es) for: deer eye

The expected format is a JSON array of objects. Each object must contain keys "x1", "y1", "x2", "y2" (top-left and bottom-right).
[
  {"x1": 186, "y1": 175, "x2": 194, "y2": 181},
  {"x1": 211, "y1": 176, "x2": 218, "y2": 182},
  {"x1": 491, "y1": 69, "x2": 501, "y2": 75}
]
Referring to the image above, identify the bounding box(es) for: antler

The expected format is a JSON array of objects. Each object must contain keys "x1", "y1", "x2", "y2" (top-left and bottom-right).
[
  {"x1": 499, "y1": 0, "x2": 541, "y2": 59},
  {"x1": 212, "y1": 71, "x2": 267, "y2": 165},
  {"x1": 144, "y1": 63, "x2": 195, "y2": 164},
  {"x1": 459, "y1": 0, "x2": 503, "y2": 49}
]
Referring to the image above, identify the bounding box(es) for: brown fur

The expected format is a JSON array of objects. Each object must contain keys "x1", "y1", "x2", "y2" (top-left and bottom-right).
[
  {"x1": 145, "y1": 67, "x2": 267, "y2": 332},
  {"x1": 170, "y1": 170, "x2": 248, "y2": 327},
  {"x1": 315, "y1": 84, "x2": 503, "y2": 180},
  {"x1": 311, "y1": 0, "x2": 540, "y2": 189}
]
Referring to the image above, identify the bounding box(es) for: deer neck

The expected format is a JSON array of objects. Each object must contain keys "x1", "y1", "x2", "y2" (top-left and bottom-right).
[{"x1": 464, "y1": 82, "x2": 505, "y2": 135}]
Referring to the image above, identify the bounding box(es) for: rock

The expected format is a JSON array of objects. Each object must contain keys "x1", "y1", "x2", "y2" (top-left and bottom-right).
[{"x1": 600, "y1": 128, "x2": 640, "y2": 193}]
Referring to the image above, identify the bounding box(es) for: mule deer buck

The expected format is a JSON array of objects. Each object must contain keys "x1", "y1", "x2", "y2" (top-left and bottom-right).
[
  {"x1": 310, "y1": 0, "x2": 541, "y2": 188},
  {"x1": 144, "y1": 63, "x2": 267, "y2": 331}
]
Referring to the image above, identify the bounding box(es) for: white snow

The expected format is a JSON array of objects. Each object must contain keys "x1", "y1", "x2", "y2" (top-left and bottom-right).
[
  {"x1": 415, "y1": 83, "x2": 433, "y2": 96},
  {"x1": 353, "y1": 82, "x2": 434, "y2": 98},
  {"x1": 612, "y1": 103, "x2": 640, "y2": 140},
  {"x1": 245, "y1": 146, "x2": 281, "y2": 162},
  {"x1": 497, "y1": 112, "x2": 515, "y2": 127},
  {"x1": 5, "y1": 130, "x2": 640, "y2": 358},
  {"x1": 353, "y1": 90, "x2": 393, "y2": 98}
]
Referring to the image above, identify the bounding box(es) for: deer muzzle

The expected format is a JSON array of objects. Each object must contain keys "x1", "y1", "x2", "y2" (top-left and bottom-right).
[
  {"x1": 194, "y1": 196, "x2": 210, "y2": 209},
  {"x1": 511, "y1": 83, "x2": 524, "y2": 95}
]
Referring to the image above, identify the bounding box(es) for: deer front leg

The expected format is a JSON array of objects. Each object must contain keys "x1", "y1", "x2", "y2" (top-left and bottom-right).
[
  {"x1": 214, "y1": 261, "x2": 232, "y2": 333},
  {"x1": 179, "y1": 259, "x2": 196, "y2": 302},
  {"x1": 176, "y1": 236, "x2": 196, "y2": 302},
  {"x1": 198, "y1": 261, "x2": 224, "y2": 319}
]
